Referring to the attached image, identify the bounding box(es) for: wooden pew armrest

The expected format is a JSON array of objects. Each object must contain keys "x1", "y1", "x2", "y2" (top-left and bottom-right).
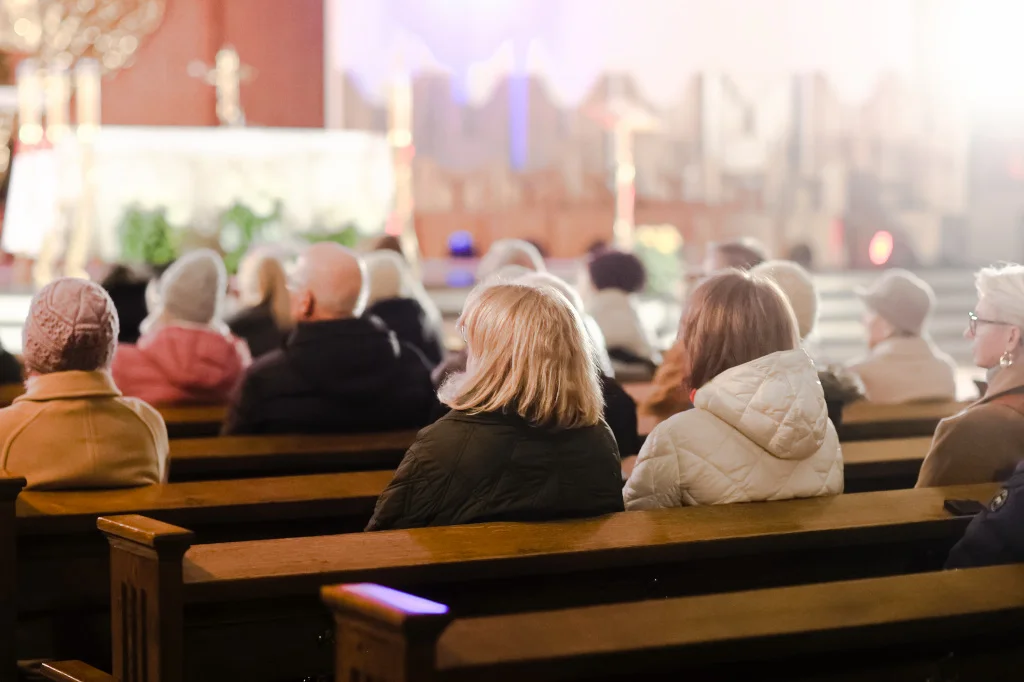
[
  {"x1": 97, "y1": 514, "x2": 194, "y2": 551},
  {"x1": 40, "y1": 660, "x2": 115, "y2": 682},
  {"x1": 322, "y1": 583, "x2": 453, "y2": 681}
]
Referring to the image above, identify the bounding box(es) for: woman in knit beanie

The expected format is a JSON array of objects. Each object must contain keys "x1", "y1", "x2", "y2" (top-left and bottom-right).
[
  {"x1": 0, "y1": 278, "x2": 168, "y2": 489},
  {"x1": 112, "y1": 249, "x2": 251, "y2": 405}
]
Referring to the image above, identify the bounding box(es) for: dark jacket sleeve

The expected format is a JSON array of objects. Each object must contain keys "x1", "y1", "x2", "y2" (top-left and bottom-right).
[
  {"x1": 365, "y1": 441, "x2": 445, "y2": 531},
  {"x1": 600, "y1": 375, "x2": 640, "y2": 457},
  {"x1": 0, "y1": 349, "x2": 21, "y2": 385},
  {"x1": 947, "y1": 466, "x2": 1024, "y2": 569},
  {"x1": 222, "y1": 369, "x2": 262, "y2": 435}
]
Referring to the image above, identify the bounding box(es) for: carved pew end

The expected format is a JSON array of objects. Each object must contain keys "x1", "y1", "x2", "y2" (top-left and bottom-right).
[
  {"x1": 322, "y1": 583, "x2": 453, "y2": 682},
  {"x1": 98, "y1": 515, "x2": 195, "y2": 682}
]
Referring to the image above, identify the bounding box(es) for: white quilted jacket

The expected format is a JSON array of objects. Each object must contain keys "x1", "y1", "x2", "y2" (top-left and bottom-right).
[{"x1": 623, "y1": 349, "x2": 844, "y2": 509}]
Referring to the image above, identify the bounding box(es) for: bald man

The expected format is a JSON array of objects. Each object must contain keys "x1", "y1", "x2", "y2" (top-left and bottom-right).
[{"x1": 223, "y1": 243, "x2": 438, "y2": 435}]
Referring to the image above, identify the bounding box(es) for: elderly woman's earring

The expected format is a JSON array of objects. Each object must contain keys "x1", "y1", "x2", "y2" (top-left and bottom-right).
[{"x1": 1001, "y1": 350, "x2": 1015, "y2": 368}]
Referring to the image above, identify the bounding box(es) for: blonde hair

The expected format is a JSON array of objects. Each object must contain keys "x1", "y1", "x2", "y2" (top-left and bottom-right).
[
  {"x1": 441, "y1": 283, "x2": 603, "y2": 429},
  {"x1": 682, "y1": 270, "x2": 799, "y2": 390},
  {"x1": 237, "y1": 249, "x2": 292, "y2": 330},
  {"x1": 364, "y1": 250, "x2": 442, "y2": 327}
]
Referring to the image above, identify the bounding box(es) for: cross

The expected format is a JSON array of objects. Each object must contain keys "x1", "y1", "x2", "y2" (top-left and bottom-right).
[{"x1": 188, "y1": 45, "x2": 256, "y2": 127}]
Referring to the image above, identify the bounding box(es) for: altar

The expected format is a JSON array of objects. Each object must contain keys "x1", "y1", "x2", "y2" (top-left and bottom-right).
[{"x1": 2, "y1": 126, "x2": 394, "y2": 262}]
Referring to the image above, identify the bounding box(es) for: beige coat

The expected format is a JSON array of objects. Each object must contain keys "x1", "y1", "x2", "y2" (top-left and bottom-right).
[
  {"x1": 846, "y1": 337, "x2": 957, "y2": 405},
  {"x1": 917, "y1": 362, "x2": 1024, "y2": 487},
  {"x1": 0, "y1": 371, "x2": 168, "y2": 490}
]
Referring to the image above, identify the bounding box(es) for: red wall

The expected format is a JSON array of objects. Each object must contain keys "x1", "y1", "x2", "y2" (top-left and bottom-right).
[{"x1": 101, "y1": 0, "x2": 323, "y2": 128}]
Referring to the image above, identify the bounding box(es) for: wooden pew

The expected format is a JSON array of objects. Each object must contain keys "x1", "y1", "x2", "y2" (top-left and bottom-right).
[
  {"x1": 321, "y1": 565, "x2": 1024, "y2": 682},
  {"x1": 167, "y1": 431, "x2": 417, "y2": 482},
  {"x1": 2, "y1": 470, "x2": 390, "y2": 678},
  {"x1": 156, "y1": 405, "x2": 227, "y2": 439},
  {"x1": 97, "y1": 483, "x2": 996, "y2": 682},
  {"x1": 841, "y1": 436, "x2": 931, "y2": 493},
  {"x1": 837, "y1": 400, "x2": 967, "y2": 441}
]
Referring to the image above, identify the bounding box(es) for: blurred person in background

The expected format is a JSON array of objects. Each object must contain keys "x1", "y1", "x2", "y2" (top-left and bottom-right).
[
  {"x1": 751, "y1": 260, "x2": 864, "y2": 425},
  {"x1": 581, "y1": 249, "x2": 661, "y2": 381},
  {"x1": 363, "y1": 249, "x2": 445, "y2": 367},
  {"x1": 101, "y1": 264, "x2": 152, "y2": 345},
  {"x1": 223, "y1": 243, "x2": 437, "y2": 435},
  {"x1": 113, "y1": 249, "x2": 250, "y2": 405},
  {"x1": 227, "y1": 248, "x2": 293, "y2": 359},
  {"x1": 847, "y1": 269, "x2": 956, "y2": 404}
]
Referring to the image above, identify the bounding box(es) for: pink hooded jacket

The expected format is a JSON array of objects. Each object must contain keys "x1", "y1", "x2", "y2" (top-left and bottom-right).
[{"x1": 112, "y1": 325, "x2": 251, "y2": 406}]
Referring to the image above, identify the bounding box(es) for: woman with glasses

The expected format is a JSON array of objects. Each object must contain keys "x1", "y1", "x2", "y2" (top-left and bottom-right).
[
  {"x1": 917, "y1": 264, "x2": 1024, "y2": 487},
  {"x1": 845, "y1": 269, "x2": 957, "y2": 404}
]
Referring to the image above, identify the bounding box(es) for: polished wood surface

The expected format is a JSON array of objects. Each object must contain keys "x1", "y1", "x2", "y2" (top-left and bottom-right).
[
  {"x1": 180, "y1": 483, "x2": 993, "y2": 592},
  {"x1": 168, "y1": 432, "x2": 416, "y2": 481},
  {"x1": 156, "y1": 405, "x2": 227, "y2": 439},
  {"x1": 16, "y1": 470, "x2": 391, "y2": 535},
  {"x1": 429, "y1": 564, "x2": 1024, "y2": 680},
  {"x1": 842, "y1": 400, "x2": 967, "y2": 425},
  {"x1": 40, "y1": 660, "x2": 116, "y2": 682}
]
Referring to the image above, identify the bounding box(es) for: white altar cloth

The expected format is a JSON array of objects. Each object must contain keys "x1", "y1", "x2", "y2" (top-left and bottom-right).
[{"x1": 2, "y1": 126, "x2": 394, "y2": 260}]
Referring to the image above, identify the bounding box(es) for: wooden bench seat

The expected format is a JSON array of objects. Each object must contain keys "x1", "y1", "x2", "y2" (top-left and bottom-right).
[
  {"x1": 841, "y1": 436, "x2": 931, "y2": 492},
  {"x1": 98, "y1": 483, "x2": 996, "y2": 682},
  {"x1": 167, "y1": 431, "x2": 417, "y2": 481},
  {"x1": 837, "y1": 400, "x2": 968, "y2": 441},
  {"x1": 321, "y1": 564, "x2": 1024, "y2": 681},
  {"x1": 156, "y1": 405, "x2": 227, "y2": 439},
  {"x1": 0, "y1": 470, "x2": 391, "y2": 679}
]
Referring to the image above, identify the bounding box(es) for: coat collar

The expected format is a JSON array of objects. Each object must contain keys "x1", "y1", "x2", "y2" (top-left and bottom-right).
[
  {"x1": 17, "y1": 370, "x2": 122, "y2": 402},
  {"x1": 978, "y1": 361, "x2": 1024, "y2": 406}
]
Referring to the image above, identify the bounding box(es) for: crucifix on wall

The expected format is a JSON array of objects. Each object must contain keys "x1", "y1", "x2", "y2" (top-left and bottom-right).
[{"x1": 188, "y1": 45, "x2": 256, "y2": 127}]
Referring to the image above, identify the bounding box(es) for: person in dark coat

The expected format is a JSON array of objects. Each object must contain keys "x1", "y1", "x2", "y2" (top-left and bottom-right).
[
  {"x1": 222, "y1": 243, "x2": 438, "y2": 435},
  {"x1": 363, "y1": 250, "x2": 445, "y2": 367},
  {"x1": 0, "y1": 341, "x2": 21, "y2": 385},
  {"x1": 101, "y1": 264, "x2": 151, "y2": 344},
  {"x1": 227, "y1": 248, "x2": 292, "y2": 358},
  {"x1": 946, "y1": 463, "x2": 1024, "y2": 569},
  {"x1": 366, "y1": 282, "x2": 624, "y2": 531}
]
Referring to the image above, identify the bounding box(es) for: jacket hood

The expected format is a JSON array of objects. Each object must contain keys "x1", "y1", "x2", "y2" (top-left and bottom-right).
[
  {"x1": 136, "y1": 325, "x2": 248, "y2": 394},
  {"x1": 694, "y1": 348, "x2": 829, "y2": 461},
  {"x1": 284, "y1": 317, "x2": 412, "y2": 394}
]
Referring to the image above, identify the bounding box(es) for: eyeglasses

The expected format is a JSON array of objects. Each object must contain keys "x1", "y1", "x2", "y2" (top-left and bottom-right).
[{"x1": 968, "y1": 311, "x2": 1010, "y2": 335}]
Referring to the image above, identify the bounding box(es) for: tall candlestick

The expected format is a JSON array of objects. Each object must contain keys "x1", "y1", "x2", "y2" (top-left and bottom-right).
[
  {"x1": 75, "y1": 58, "x2": 101, "y2": 140},
  {"x1": 16, "y1": 59, "x2": 43, "y2": 146},
  {"x1": 44, "y1": 66, "x2": 71, "y2": 144}
]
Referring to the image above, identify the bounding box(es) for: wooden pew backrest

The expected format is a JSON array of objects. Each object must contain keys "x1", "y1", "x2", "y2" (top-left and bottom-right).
[
  {"x1": 156, "y1": 405, "x2": 227, "y2": 439},
  {"x1": 168, "y1": 432, "x2": 416, "y2": 481},
  {"x1": 324, "y1": 565, "x2": 1024, "y2": 682},
  {"x1": 96, "y1": 483, "x2": 997, "y2": 682}
]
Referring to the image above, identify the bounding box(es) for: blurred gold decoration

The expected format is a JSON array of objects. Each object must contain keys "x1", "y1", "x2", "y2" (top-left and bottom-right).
[{"x1": 0, "y1": 0, "x2": 165, "y2": 73}]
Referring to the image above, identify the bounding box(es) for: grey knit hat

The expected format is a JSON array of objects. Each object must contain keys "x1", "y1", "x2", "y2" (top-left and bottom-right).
[
  {"x1": 23, "y1": 278, "x2": 119, "y2": 374},
  {"x1": 855, "y1": 269, "x2": 935, "y2": 336},
  {"x1": 157, "y1": 249, "x2": 227, "y2": 325}
]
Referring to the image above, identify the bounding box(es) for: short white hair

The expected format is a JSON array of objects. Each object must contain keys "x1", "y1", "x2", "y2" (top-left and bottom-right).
[
  {"x1": 363, "y1": 249, "x2": 442, "y2": 326},
  {"x1": 976, "y1": 264, "x2": 1024, "y2": 328}
]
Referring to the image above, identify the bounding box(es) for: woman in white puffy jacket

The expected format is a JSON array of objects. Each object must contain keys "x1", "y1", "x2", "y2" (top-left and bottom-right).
[{"x1": 623, "y1": 270, "x2": 843, "y2": 509}]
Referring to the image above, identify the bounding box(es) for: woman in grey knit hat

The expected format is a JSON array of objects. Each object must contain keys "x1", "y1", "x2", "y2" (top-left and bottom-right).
[{"x1": 112, "y1": 249, "x2": 251, "y2": 406}]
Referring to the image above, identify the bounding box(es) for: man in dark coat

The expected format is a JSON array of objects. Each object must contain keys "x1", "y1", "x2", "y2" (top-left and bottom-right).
[
  {"x1": 222, "y1": 243, "x2": 438, "y2": 435},
  {"x1": 946, "y1": 462, "x2": 1024, "y2": 569}
]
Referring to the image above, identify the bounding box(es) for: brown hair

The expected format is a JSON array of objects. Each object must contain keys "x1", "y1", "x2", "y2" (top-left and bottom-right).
[
  {"x1": 681, "y1": 270, "x2": 799, "y2": 391},
  {"x1": 709, "y1": 239, "x2": 766, "y2": 270},
  {"x1": 440, "y1": 282, "x2": 603, "y2": 429}
]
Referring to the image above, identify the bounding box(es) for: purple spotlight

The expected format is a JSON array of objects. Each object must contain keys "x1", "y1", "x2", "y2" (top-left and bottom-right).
[{"x1": 448, "y1": 230, "x2": 474, "y2": 258}]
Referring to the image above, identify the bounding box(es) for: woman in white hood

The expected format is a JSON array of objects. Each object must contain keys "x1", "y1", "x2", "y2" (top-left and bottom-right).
[{"x1": 623, "y1": 270, "x2": 843, "y2": 509}]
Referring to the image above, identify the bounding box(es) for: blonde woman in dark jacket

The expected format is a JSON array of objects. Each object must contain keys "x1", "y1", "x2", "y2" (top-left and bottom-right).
[{"x1": 366, "y1": 282, "x2": 624, "y2": 531}]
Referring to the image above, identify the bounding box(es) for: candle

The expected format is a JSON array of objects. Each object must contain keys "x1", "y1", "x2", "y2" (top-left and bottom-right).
[{"x1": 16, "y1": 59, "x2": 43, "y2": 146}]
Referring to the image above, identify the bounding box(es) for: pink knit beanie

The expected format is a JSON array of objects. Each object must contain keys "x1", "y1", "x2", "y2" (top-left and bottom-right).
[{"x1": 23, "y1": 278, "x2": 119, "y2": 374}]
